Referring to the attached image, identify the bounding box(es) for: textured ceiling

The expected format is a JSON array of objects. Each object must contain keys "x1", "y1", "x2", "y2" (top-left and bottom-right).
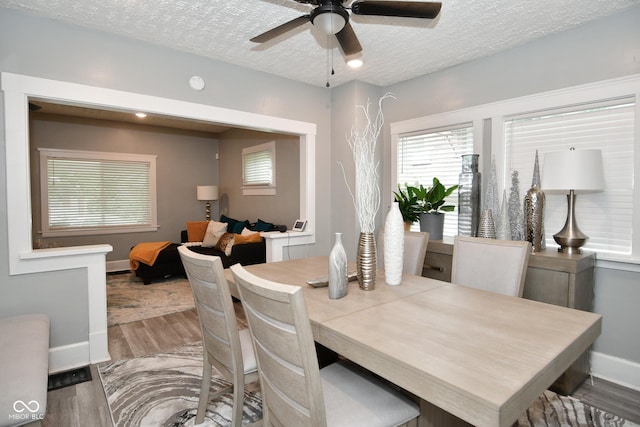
[{"x1": 2, "y1": 0, "x2": 639, "y2": 88}]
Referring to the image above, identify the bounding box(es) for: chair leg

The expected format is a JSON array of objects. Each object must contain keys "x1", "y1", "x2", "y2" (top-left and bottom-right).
[
  {"x1": 196, "y1": 356, "x2": 213, "y2": 424},
  {"x1": 231, "y1": 383, "x2": 245, "y2": 427}
]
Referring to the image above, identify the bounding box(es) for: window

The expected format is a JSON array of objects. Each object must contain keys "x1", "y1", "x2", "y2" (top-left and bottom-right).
[
  {"x1": 242, "y1": 141, "x2": 276, "y2": 195},
  {"x1": 504, "y1": 97, "x2": 635, "y2": 256},
  {"x1": 397, "y1": 123, "x2": 474, "y2": 236},
  {"x1": 39, "y1": 148, "x2": 158, "y2": 236},
  {"x1": 391, "y1": 74, "x2": 640, "y2": 263}
]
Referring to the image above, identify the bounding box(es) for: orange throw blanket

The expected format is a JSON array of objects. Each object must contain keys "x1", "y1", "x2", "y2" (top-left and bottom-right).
[{"x1": 129, "y1": 241, "x2": 171, "y2": 270}]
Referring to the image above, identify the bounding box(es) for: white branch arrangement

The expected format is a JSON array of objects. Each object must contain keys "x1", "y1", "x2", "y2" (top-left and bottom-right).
[{"x1": 339, "y1": 92, "x2": 395, "y2": 233}]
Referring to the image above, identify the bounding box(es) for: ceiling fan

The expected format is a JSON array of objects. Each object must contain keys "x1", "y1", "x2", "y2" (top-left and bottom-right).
[{"x1": 251, "y1": 0, "x2": 442, "y2": 57}]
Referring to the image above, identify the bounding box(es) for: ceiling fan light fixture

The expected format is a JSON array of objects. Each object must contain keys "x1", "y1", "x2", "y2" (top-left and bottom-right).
[
  {"x1": 310, "y1": 2, "x2": 348, "y2": 35},
  {"x1": 347, "y1": 56, "x2": 364, "y2": 68}
]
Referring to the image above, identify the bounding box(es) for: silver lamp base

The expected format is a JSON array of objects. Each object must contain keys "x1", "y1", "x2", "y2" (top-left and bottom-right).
[{"x1": 553, "y1": 190, "x2": 588, "y2": 254}]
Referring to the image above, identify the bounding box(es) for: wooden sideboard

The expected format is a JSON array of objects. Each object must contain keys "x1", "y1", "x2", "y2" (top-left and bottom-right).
[{"x1": 422, "y1": 238, "x2": 596, "y2": 395}]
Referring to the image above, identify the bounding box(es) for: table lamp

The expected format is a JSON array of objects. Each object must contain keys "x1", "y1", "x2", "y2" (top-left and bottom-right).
[
  {"x1": 196, "y1": 185, "x2": 218, "y2": 220},
  {"x1": 541, "y1": 148, "x2": 604, "y2": 254}
]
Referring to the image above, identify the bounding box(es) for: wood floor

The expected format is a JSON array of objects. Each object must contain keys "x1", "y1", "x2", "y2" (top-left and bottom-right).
[{"x1": 43, "y1": 306, "x2": 640, "y2": 427}]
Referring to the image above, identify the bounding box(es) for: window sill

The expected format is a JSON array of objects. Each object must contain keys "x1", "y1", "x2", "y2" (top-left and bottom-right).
[
  {"x1": 41, "y1": 224, "x2": 160, "y2": 237},
  {"x1": 242, "y1": 187, "x2": 276, "y2": 196}
]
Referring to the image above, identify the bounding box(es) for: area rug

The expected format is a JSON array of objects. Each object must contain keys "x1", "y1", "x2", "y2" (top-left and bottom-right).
[
  {"x1": 100, "y1": 342, "x2": 638, "y2": 427},
  {"x1": 98, "y1": 342, "x2": 262, "y2": 427},
  {"x1": 517, "y1": 390, "x2": 639, "y2": 426},
  {"x1": 107, "y1": 272, "x2": 195, "y2": 327}
]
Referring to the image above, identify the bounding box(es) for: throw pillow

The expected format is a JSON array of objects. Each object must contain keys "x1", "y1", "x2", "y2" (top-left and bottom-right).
[
  {"x1": 186, "y1": 221, "x2": 209, "y2": 242},
  {"x1": 234, "y1": 232, "x2": 263, "y2": 245},
  {"x1": 253, "y1": 218, "x2": 275, "y2": 232},
  {"x1": 220, "y1": 215, "x2": 250, "y2": 234},
  {"x1": 233, "y1": 220, "x2": 250, "y2": 234},
  {"x1": 220, "y1": 214, "x2": 238, "y2": 230},
  {"x1": 214, "y1": 232, "x2": 234, "y2": 256},
  {"x1": 241, "y1": 227, "x2": 258, "y2": 236},
  {"x1": 202, "y1": 220, "x2": 228, "y2": 247}
]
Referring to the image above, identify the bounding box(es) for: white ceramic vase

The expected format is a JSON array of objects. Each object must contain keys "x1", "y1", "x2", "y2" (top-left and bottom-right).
[
  {"x1": 384, "y1": 202, "x2": 404, "y2": 286},
  {"x1": 328, "y1": 232, "x2": 348, "y2": 299}
]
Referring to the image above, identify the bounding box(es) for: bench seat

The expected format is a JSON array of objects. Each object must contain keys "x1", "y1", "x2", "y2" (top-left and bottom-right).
[{"x1": 0, "y1": 314, "x2": 50, "y2": 427}]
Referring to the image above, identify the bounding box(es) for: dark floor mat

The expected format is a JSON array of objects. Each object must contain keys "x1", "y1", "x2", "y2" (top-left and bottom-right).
[{"x1": 47, "y1": 366, "x2": 92, "y2": 391}]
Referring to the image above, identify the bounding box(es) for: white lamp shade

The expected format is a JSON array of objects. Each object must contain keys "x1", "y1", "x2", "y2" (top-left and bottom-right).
[
  {"x1": 313, "y1": 12, "x2": 346, "y2": 35},
  {"x1": 541, "y1": 149, "x2": 605, "y2": 192},
  {"x1": 197, "y1": 185, "x2": 218, "y2": 201}
]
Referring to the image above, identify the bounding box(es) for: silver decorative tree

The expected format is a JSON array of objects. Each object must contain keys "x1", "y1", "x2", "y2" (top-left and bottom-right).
[
  {"x1": 484, "y1": 157, "x2": 500, "y2": 233},
  {"x1": 497, "y1": 189, "x2": 511, "y2": 240},
  {"x1": 508, "y1": 170, "x2": 524, "y2": 240}
]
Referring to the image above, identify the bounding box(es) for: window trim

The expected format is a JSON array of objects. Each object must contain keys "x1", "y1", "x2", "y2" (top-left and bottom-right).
[
  {"x1": 242, "y1": 141, "x2": 276, "y2": 196},
  {"x1": 39, "y1": 148, "x2": 159, "y2": 237},
  {"x1": 391, "y1": 73, "x2": 640, "y2": 264}
]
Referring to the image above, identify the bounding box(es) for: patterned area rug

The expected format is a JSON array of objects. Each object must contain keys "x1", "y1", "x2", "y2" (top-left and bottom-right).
[
  {"x1": 107, "y1": 272, "x2": 195, "y2": 327},
  {"x1": 98, "y1": 342, "x2": 262, "y2": 427},
  {"x1": 99, "y1": 342, "x2": 638, "y2": 427},
  {"x1": 517, "y1": 390, "x2": 639, "y2": 426}
]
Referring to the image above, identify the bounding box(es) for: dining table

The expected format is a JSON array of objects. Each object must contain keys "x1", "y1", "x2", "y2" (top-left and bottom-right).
[{"x1": 225, "y1": 256, "x2": 602, "y2": 427}]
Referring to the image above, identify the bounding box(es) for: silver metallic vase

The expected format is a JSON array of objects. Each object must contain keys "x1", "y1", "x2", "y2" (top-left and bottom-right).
[
  {"x1": 524, "y1": 186, "x2": 545, "y2": 251},
  {"x1": 524, "y1": 150, "x2": 545, "y2": 252},
  {"x1": 458, "y1": 154, "x2": 481, "y2": 237},
  {"x1": 356, "y1": 232, "x2": 377, "y2": 291},
  {"x1": 328, "y1": 233, "x2": 348, "y2": 299}
]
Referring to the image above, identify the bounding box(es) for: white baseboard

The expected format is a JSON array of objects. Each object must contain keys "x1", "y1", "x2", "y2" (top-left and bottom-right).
[
  {"x1": 107, "y1": 259, "x2": 130, "y2": 273},
  {"x1": 591, "y1": 351, "x2": 640, "y2": 392},
  {"x1": 48, "y1": 341, "x2": 90, "y2": 374}
]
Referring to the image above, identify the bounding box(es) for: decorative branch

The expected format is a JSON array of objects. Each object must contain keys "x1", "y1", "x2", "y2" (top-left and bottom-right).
[{"x1": 338, "y1": 92, "x2": 395, "y2": 233}]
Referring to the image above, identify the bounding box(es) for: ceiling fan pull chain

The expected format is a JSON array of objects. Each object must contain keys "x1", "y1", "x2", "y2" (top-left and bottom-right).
[
  {"x1": 331, "y1": 43, "x2": 335, "y2": 76},
  {"x1": 326, "y1": 36, "x2": 331, "y2": 87}
]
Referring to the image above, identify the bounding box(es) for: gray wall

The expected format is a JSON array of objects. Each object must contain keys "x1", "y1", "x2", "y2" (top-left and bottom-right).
[
  {"x1": 218, "y1": 128, "x2": 300, "y2": 228},
  {"x1": 0, "y1": 7, "x2": 332, "y2": 350},
  {"x1": 29, "y1": 113, "x2": 219, "y2": 261},
  {"x1": 330, "y1": 81, "x2": 384, "y2": 257},
  {"x1": 382, "y1": 4, "x2": 640, "y2": 369}
]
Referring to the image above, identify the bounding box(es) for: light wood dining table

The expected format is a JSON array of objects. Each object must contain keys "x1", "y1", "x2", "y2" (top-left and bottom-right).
[{"x1": 225, "y1": 256, "x2": 602, "y2": 427}]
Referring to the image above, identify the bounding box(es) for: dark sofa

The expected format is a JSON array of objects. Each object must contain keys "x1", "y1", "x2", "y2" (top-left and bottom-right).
[
  {"x1": 132, "y1": 230, "x2": 266, "y2": 284},
  {"x1": 179, "y1": 230, "x2": 266, "y2": 268}
]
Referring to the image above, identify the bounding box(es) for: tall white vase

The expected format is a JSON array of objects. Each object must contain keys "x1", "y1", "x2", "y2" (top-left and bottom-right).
[
  {"x1": 328, "y1": 232, "x2": 348, "y2": 299},
  {"x1": 384, "y1": 202, "x2": 404, "y2": 286}
]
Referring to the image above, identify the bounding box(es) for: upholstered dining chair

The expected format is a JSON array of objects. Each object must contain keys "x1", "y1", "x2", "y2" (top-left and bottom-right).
[
  {"x1": 230, "y1": 263, "x2": 420, "y2": 427},
  {"x1": 451, "y1": 236, "x2": 532, "y2": 297},
  {"x1": 178, "y1": 246, "x2": 259, "y2": 427},
  {"x1": 377, "y1": 231, "x2": 430, "y2": 276}
]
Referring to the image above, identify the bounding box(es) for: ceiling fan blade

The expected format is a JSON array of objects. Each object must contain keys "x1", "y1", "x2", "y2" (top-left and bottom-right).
[
  {"x1": 250, "y1": 15, "x2": 310, "y2": 43},
  {"x1": 335, "y1": 22, "x2": 363, "y2": 56},
  {"x1": 351, "y1": 1, "x2": 442, "y2": 19}
]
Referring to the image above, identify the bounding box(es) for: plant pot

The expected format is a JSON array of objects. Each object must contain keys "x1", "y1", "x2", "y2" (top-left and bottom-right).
[{"x1": 419, "y1": 212, "x2": 445, "y2": 240}]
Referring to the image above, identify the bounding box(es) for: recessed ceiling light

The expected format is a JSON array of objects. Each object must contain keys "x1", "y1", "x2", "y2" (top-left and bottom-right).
[
  {"x1": 347, "y1": 58, "x2": 363, "y2": 68},
  {"x1": 135, "y1": 112, "x2": 147, "y2": 118}
]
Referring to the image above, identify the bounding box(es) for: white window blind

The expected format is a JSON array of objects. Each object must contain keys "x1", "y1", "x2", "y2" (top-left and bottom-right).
[
  {"x1": 504, "y1": 96, "x2": 635, "y2": 255},
  {"x1": 242, "y1": 141, "x2": 276, "y2": 195},
  {"x1": 397, "y1": 123, "x2": 474, "y2": 237},
  {"x1": 39, "y1": 149, "x2": 157, "y2": 236}
]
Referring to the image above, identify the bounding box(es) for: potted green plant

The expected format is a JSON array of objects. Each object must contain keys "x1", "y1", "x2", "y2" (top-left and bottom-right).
[
  {"x1": 392, "y1": 184, "x2": 421, "y2": 230},
  {"x1": 412, "y1": 178, "x2": 459, "y2": 240}
]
